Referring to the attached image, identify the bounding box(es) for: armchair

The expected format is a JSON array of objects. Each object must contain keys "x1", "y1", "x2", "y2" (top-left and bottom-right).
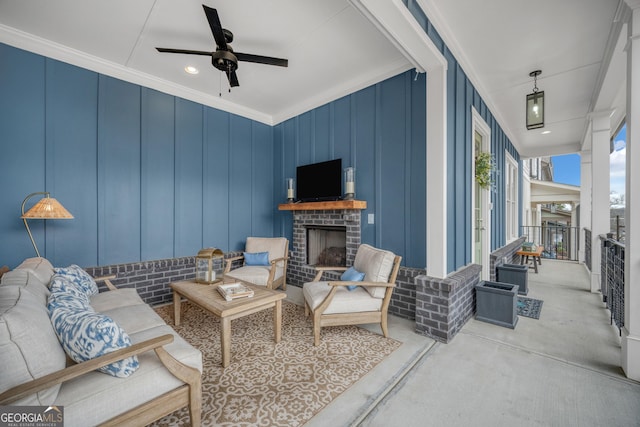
[
  {"x1": 303, "y1": 244, "x2": 401, "y2": 346},
  {"x1": 224, "y1": 237, "x2": 289, "y2": 290}
]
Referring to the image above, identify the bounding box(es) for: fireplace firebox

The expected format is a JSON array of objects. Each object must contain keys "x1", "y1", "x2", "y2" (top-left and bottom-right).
[{"x1": 307, "y1": 226, "x2": 346, "y2": 266}]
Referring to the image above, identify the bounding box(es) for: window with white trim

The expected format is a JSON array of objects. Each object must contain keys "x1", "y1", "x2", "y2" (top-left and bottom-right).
[{"x1": 505, "y1": 152, "x2": 519, "y2": 242}]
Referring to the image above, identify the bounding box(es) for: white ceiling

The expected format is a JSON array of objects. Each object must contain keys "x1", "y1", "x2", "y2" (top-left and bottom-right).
[{"x1": 0, "y1": 0, "x2": 625, "y2": 158}]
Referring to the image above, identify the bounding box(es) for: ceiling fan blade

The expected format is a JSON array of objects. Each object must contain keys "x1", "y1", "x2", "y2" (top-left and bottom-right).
[
  {"x1": 156, "y1": 47, "x2": 212, "y2": 56},
  {"x1": 235, "y1": 52, "x2": 288, "y2": 67},
  {"x1": 226, "y1": 70, "x2": 240, "y2": 87},
  {"x1": 203, "y1": 5, "x2": 227, "y2": 50}
]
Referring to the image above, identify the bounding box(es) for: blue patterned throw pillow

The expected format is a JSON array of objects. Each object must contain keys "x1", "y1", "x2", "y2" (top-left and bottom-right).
[
  {"x1": 54, "y1": 264, "x2": 99, "y2": 296},
  {"x1": 49, "y1": 305, "x2": 139, "y2": 377},
  {"x1": 341, "y1": 266, "x2": 365, "y2": 291},
  {"x1": 48, "y1": 275, "x2": 92, "y2": 309}
]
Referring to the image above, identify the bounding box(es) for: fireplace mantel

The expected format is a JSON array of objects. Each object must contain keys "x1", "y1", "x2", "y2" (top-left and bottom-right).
[{"x1": 278, "y1": 200, "x2": 366, "y2": 211}]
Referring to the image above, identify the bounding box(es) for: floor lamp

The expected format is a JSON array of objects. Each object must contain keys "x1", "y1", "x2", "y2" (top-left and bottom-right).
[{"x1": 21, "y1": 192, "x2": 74, "y2": 257}]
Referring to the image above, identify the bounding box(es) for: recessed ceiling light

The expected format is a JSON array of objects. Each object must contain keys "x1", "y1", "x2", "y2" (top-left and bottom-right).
[
  {"x1": 541, "y1": 130, "x2": 551, "y2": 134},
  {"x1": 184, "y1": 65, "x2": 199, "y2": 75}
]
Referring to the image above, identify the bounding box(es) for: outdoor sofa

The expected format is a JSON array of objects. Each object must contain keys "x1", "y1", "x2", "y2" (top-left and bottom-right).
[{"x1": 0, "y1": 257, "x2": 202, "y2": 426}]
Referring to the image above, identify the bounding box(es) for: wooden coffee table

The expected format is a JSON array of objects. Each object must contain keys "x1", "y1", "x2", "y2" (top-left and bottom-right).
[{"x1": 170, "y1": 279, "x2": 286, "y2": 367}]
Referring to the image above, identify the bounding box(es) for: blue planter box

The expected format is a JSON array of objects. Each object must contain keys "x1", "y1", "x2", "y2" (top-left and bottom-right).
[
  {"x1": 475, "y1": 281, "x2": 518, "y2": 329},
  {"x1": 496, "y1": 263, "x2": 528, "y2": 295}
]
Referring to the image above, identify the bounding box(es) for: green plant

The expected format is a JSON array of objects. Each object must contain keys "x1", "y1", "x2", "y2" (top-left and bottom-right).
[{"x1": 475, "y1": 151, "x2": 494, "y2": 190}]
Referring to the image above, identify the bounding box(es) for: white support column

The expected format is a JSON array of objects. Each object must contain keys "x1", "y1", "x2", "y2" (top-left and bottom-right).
[
  {"x1": 589, "y1": 112, "x2": 611, "y2": 293},
  {"x1": 622, "y1": 0, "x2": 640, "y2": 381},
  {"x1": 426, "y1": 65, "x2": 448, "y2": 279},
  {"x1": 570, "y1": 203, "x2": 578, "y2": 261},
  {"x1": 579, "y1": 151, "x2": 592, "y2": 264}
]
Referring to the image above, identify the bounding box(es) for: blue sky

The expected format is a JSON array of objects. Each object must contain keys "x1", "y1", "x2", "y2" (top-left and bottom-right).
[{"x1": 551, "y1": 124, "x2": 626, "y2": 198}]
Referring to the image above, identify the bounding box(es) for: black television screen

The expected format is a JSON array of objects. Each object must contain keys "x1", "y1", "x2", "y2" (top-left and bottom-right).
[{"x1": 296, "y1": 159, "x2": 342, "y2": 202}]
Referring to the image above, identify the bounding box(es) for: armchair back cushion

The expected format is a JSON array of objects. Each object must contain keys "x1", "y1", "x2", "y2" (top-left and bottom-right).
[
  {"x1": 352, "y1": 244, "x2": 396, "y2": 298},
  {"x1": 245, "y1": 237, "x2": 288, "y2": 264}
]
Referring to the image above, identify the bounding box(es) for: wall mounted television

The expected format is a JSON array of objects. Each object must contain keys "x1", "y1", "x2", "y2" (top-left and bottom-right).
[{"x1": 296, "y1": 159, "x2": 342, "y2": 202}]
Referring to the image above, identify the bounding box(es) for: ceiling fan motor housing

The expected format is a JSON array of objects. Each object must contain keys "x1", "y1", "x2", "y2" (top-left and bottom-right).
[{"x1": 212, "y1": 50, "x2": 238, "y2": 72}]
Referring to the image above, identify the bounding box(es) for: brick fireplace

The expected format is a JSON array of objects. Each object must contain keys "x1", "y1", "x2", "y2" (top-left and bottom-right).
[{"x1": 278, "y1": 200, "x2": 366, "y2": 287}]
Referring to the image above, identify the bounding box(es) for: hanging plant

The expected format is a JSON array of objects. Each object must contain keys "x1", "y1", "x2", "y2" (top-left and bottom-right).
[{"x1": 475, "y1": 151, "x2": 495, "y2": 190}]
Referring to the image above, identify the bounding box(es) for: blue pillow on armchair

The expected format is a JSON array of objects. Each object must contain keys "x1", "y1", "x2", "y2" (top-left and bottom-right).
[
  {"x1": 341, "y1": 266, "x2": 365, "y2": 291},
  {"x1": 244, "y1": 251, "x2": 270, "y2": 266}
]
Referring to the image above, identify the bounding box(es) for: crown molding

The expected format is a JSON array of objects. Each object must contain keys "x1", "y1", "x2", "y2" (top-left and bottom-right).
[{"x1": 0, "y1": 24, "x2": 275, "y2": 126}]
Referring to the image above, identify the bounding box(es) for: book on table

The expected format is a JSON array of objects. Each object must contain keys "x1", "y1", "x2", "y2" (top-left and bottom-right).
[{"x1": 217, "y1": 282, "x2": 254, "y2": 301}]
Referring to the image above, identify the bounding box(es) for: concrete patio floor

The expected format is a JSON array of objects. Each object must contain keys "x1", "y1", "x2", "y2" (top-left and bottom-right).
[{"x1": 287, "y1": 260, "x2": 640, "y2": 427}]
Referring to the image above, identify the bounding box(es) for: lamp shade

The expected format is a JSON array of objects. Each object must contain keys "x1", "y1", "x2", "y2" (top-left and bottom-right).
[
  {"x1": 20, "y1": 192, "x2": 74, "y2": 258},
  {"x1": 21, "y1": 197, "x2": 74, "y2": 219}
]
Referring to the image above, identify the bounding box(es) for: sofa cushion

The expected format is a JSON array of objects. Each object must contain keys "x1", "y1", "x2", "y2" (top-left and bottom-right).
[
  {"x1": 353, "y1": 244, "x2": 396, "y2": 299},
  {"x1": 98, "y1": 304, "x2": 168, "y2": 335},
  {"x1": 0, "y1": 286, "x2": 67, "y2": 405},
  {"x1": 0, "y1": 269, "x2": 50, "y2": 304},
  {"x1": 90, "y1": 288, "x2": 145, "y2": 312},
  {"x1": 303, "y1": 281, "x2": 383, "y2": 314},
  {"x1": 54, "y1": 264, "x2": 99, "y2": 296},
  {"x1": 1, "y1": 257, "x2": 55, "y2": 291},
  {"x1": 54, "y1": 324, "x2": 202, "y2": 427},
  {"x1": 49, "y1": 305, "x2": 139, "y2": 378}
]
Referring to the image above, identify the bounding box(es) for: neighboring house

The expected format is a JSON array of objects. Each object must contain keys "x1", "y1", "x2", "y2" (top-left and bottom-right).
[{"x1": 521, "y1": 158, "x2": 580, "y2": 260}]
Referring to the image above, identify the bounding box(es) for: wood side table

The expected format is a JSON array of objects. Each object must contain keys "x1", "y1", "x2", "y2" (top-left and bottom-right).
[{"x1": 170, "y1": 279, "x2": 286, "y2": 367}]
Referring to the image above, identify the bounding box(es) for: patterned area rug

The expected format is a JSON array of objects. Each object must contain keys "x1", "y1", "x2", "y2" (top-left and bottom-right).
[
  {"x1": 517, "y1": 297, "x2": 544, "y2": 319},
  {"x1": 150, "y1": 301, "x2": 401, "y2": 427}
]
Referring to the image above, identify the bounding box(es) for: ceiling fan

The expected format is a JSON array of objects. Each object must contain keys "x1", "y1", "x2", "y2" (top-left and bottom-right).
[{"x1": 156, "y1": 5, "x2": 288, "y2": 88}]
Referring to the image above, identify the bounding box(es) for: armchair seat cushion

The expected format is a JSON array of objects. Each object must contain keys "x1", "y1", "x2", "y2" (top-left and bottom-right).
[
  {"x1": 303, "y1": 281, "x2": 382, "y2": 315},
  {"x1": 224, "y1": 265, "x2": 283, "y2": 287}
]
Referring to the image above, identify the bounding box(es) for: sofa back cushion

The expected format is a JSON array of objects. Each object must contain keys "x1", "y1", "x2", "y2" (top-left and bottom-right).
[
  {"x1": 10, "y1": 257, "x2": 55, "y2": 288},
  {"x1": 353, "y1": 244, "x2": 396, "y2": 299},
  {"x1": 0, "y1": 270, "x2": 50, "y2": 304},
  {"x1": 0, "y1": 286, "x2": 66, "y2": 404}
]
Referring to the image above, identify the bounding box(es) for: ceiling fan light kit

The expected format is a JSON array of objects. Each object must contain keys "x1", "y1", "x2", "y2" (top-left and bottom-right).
[
  {"x1": 526, "y1": 70, "x2": 544, "y2": 130},
  {"x1": 156, "y1": 5, "x2": 288, "y2": 89}
]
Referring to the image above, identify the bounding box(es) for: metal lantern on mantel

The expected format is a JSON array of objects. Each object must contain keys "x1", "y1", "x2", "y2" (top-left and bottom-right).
[{"x1": 195, "y1": 248, "x2": 224, "y2": 284}]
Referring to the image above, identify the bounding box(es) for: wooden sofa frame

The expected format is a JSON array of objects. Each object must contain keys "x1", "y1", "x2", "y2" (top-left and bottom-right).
[{"x1": 0, "y1": 275, "x2": 202, "y2": 427}]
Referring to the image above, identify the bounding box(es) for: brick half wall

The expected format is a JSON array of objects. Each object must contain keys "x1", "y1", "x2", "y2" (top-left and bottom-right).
[
  {"x1": 415, "y1": 263, "x2": 482, "y2": 343},
  {"x1": 489, "y1": 236, "x2": 526, "y2": 281},
  {"x1": 85, "y1": 256, "x2": 221, "y2": 306}
]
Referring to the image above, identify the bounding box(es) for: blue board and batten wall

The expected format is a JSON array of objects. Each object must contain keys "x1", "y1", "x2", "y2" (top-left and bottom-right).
[
  {"x1": 403, "y1": 0, "x2": 521, "y2": 272},
  {"x1": 273, "y1": 72, "x2": 428, "y2": 268},
  {"x1": 0, "y1": 43, "x2": 275, "y2": 268},
  {"x1": 0, "y1": 0, "x2": 520, "y2": 275}
]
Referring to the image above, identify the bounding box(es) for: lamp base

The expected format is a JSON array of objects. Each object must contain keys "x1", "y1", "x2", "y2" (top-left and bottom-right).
[{"x1": 343, "y1": 193, "x2": 355, "y2": 200}]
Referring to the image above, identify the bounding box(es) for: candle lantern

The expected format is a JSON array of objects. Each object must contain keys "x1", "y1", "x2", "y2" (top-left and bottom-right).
[
  {"x1": 195, "y1": 247, "x2": 224, "y2": 284},
  {"x1": 286, "y1": 177, "x2": 295, "y2": 203},
  {"x1": 344, "y1": 167, "x2": 355, "y2": 200}
]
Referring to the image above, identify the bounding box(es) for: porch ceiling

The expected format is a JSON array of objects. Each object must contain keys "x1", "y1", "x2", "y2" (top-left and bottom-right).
[{"x1": 0, "y1": 0, "x2": 624, "y2": 157}]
